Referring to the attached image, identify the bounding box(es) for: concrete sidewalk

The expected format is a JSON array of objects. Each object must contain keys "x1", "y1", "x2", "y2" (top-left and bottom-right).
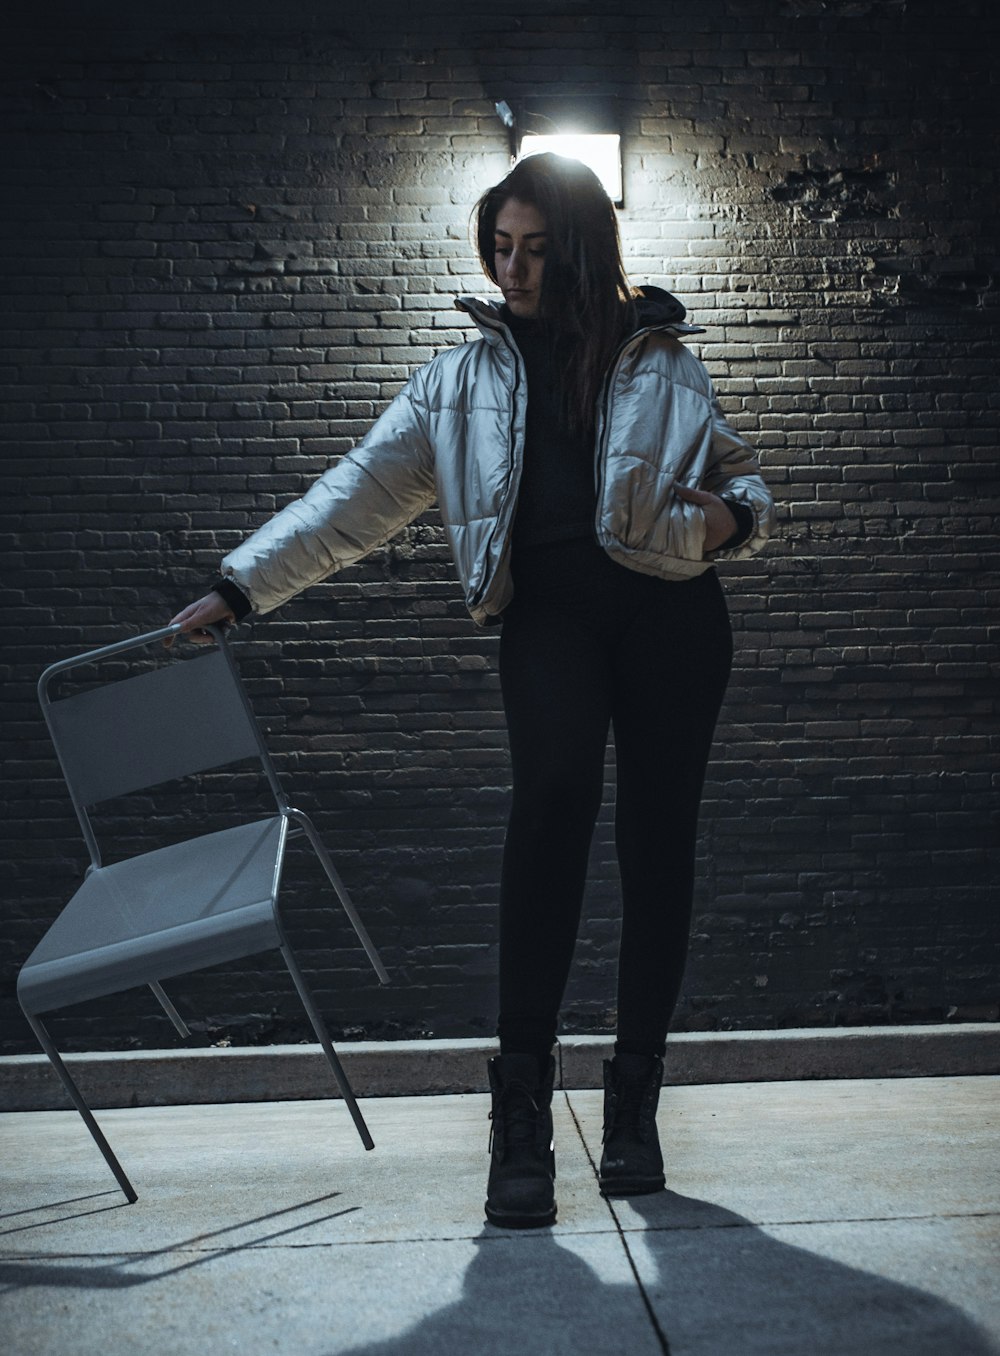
[{"x1": 2, "y1": 1076, "x2": 998, "y2": 1355}]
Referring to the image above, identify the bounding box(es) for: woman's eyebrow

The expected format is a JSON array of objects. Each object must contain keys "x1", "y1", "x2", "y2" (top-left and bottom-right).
[{"x1": 494, "y1": 228, "x2": 548, "y2": 239}]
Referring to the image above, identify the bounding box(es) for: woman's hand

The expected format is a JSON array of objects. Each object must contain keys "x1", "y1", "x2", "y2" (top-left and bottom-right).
[
  {"x1": 164, "y1": 591, "x2": 236, "y2": 648},
  {"x1": 674, "y1": 484, "x2": 738, "y2": 555}
]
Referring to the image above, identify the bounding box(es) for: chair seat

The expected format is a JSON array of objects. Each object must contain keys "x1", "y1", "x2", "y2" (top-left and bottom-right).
[{"x1": 18, "y1": 817, "x2": 287, "y2": 1014}]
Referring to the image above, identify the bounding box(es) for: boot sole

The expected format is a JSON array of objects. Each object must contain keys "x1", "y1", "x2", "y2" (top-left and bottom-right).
[
  {"x1": 485, "y1": 1203, "x2": 557, "y2": 1229},
  {"x1": 598, "y1": 1175, "x2": 665, "y2": 1197}
]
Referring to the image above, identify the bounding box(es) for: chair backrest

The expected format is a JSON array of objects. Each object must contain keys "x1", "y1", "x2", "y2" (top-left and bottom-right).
[{"x1": 41, "y1": 631, "x2": 269, "y2": 809}]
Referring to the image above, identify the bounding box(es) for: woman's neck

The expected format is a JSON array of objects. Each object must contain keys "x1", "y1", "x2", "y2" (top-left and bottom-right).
[{"x1": 501, "y1": 304, "x2": 547, "y2": 334}]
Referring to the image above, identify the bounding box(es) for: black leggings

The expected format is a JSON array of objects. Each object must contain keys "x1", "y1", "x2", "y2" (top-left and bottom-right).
[{"x1": 497, "y1": 538, "x2": 733, "y2": 1061}]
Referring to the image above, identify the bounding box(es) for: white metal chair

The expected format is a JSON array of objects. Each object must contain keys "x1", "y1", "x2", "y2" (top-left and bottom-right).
[{"x1": 19, "y1": 622, "x2": 390, "y2": 1203}]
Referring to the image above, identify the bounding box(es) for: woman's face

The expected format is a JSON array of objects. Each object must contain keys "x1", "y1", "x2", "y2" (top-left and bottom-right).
[{"x1": 493, "y1": 198, "x2": 547, "y2": 318}]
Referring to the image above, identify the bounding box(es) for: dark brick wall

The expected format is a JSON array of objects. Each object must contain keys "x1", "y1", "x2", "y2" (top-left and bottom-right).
[{"x1": 3, "y1": 0, "x2": 997, "y2": 1053}]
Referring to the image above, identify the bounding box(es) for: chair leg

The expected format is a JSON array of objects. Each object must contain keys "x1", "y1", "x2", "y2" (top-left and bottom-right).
[
  {"x1": 23, "y1": 1010, "x2": 138, "y2": 1204},
  {"x1": 149, "y1": 981, "x2": 191, "y2": 1038},
  {"x1": 288, "y1": 810, "x2": 390, "y2": 985},
  {"x1": 280, "y1": 944, "x2": 375, "y2": 1152}
]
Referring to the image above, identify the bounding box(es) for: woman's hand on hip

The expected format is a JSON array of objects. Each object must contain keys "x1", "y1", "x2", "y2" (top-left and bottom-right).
[
  {"x1": 674, "y1": 484, "x2": 738, "y2": 554},
  {"x1": 164, "y1": 591, "x2": 236, "y2": 648}
]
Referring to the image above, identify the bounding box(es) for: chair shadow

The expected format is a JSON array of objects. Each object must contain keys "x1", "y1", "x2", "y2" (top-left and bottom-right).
[
  {"x1": 0, "y1": 1191, "x2": 124, "y2": 1234},
  {"x1": 327, "y1": 1195, "x2": 999, "y2": 1356},
  {"x1": 0, "y1": 1192, "x2": 359, "y2": 1289},
  {"x1": 1, "y1": 1187, "x2": 995, "y2": 1353}
]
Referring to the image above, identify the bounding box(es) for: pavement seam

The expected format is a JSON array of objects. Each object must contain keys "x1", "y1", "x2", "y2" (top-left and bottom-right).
[
  {"x1": 562, "y1": 1090, "x2": 672, "y2": 1356},
  {"x1": 6, "y1": 1207, "x2": 998, "y2": 1262},
  {"x1": 569, "y1": 1207, "x2": 1000, "y2": 1233},
  {"x1": 0, "y1": 1228, "x2": 630, "y2": 1261},
  {"x1": 604, "y1": 1209, "x2": 1000, "y2": 1237}
]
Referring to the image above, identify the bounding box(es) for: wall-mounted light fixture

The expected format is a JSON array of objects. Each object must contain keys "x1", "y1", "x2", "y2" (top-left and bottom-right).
[
  {"x1": 494, "y1": 98, "x2": 624, "y2": 208},
  {"x1": 518, "y1": 132, "x2": 622, "y2": 206}
]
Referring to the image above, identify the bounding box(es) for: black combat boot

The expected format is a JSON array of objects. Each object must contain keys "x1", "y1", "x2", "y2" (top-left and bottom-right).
[
  {"x1": 485, "y1": 1052, "x2": 557, "y2": 1228},
  {"x1": 598, "y1": 1052, "x2": 666, "y2": 1196}
]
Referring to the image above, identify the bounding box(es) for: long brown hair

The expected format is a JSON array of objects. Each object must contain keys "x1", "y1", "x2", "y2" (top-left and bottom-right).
[{"x1": 473, "y1": 152, "x2": 635, "y2": 440}]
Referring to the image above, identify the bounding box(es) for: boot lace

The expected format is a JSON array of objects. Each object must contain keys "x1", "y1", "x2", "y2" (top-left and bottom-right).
[
  {"x1": 605, "y1": 1074, "x2": 655, "y2": 1144},
  {"x1": 489, "y1": 1081, "x2": 543, "y2": 1157}
]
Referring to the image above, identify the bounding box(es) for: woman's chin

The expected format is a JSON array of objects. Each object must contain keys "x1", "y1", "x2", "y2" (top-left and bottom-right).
[{"x1": 504, "y1": 295, "x2": 539, "y2": 318}]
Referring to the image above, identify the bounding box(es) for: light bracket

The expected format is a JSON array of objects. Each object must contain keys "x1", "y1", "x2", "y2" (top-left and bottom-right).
[{"x1": 494, "y1": 97, "x2": 624, "y2": 208}]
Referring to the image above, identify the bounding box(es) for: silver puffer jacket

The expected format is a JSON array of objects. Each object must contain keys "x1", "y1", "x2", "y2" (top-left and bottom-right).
[{"x1": 221, "y1": 289, "x2": 775, "y2": 626}]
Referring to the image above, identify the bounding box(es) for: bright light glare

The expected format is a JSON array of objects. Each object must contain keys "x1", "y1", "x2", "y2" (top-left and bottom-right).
[{"x1": 518, "y1": 133, "x2": 622, "y2": 204}]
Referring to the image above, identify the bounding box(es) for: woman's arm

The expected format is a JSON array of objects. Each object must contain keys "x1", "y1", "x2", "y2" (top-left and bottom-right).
[
  {"x1": 697, "y1": 391, "x2": 776, "y2": 559},
  {"x1": 167, "y1": 376, "x2": 437, "y2": 638},
  {"x1": 218, "y1": 381, "x2": 436, "y2": 615},
  {"x1": 674, "y1": 483, "x2": 745, "y2": 553}
]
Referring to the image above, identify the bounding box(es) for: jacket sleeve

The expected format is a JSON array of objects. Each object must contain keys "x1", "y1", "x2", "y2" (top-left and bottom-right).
[
  {"x1": 701, "y1": 391, "x2": 776, "y2": 561},
  {"x1": 219, "y1": 378, "x2": 437, "y2": 615}
]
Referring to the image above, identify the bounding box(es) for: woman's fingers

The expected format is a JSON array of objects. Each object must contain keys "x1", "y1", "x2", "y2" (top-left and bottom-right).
[
  {"x1": 164, "y1": 592, "x2": 236, "y2": 648},
  {"x1": 674, "y1": 483, "x2": 712, "y2": 504},
  {"x1": 167, "y1": 601, "x2": 205, "y2": 628}
]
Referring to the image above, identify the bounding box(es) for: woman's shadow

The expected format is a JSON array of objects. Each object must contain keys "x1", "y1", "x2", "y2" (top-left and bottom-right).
[{"x1": 334, "y1": 1192, "x2": 998, "y2": 1356}]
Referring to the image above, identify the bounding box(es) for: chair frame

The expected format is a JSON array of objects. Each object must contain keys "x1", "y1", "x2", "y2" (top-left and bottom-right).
[{"x1": 21, "y1": 622, "x2": 390, "y2": 1203}]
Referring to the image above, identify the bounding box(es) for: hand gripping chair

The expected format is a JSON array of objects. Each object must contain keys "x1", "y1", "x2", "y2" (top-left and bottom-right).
[{"x1": 18, "y1": 622, "x2": 390, "y2": 1203}]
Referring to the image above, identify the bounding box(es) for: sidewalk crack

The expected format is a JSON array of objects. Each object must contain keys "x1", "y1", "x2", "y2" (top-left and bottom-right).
[{"x1": 562, "y1": 1090, "x2": 672, "y2": 1356}]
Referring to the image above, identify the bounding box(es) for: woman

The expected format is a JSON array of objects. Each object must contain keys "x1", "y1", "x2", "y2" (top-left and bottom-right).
[{"x1": 170, "y1": 153, "x2": 775, "y2": 1229}]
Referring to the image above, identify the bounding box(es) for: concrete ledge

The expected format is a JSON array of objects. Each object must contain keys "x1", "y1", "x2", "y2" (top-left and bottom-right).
[
  {"x1": 1, "y1": 1024, "x2": 997, "y2": 1111},
  {"x1": 562, "y1": 1024, "x2": 1000, "y2": 1091}
]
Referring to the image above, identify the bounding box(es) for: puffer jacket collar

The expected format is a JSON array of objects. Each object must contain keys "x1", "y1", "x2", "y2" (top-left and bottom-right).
[{"x1": 454, "y1": 286, "x2": 706, "y2": 346}]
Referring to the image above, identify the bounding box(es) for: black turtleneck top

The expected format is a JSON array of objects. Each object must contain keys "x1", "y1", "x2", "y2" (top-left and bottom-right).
[{"x1": 503, "y1": 309, "x2": 598, "y2": 551}]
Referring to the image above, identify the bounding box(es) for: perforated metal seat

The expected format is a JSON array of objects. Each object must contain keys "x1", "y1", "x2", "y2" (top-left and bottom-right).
[{"x1": 19, "y1": 623, "x2": 390, "y2": 1203}]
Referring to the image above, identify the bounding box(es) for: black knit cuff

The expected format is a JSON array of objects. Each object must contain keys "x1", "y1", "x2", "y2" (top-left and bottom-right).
[
  {"x1": 716, "y1": 499, "x2": 755, "y2": 552},
  {"x1": 211, "y1": 577, "x2": 254, "y2": 621}
]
